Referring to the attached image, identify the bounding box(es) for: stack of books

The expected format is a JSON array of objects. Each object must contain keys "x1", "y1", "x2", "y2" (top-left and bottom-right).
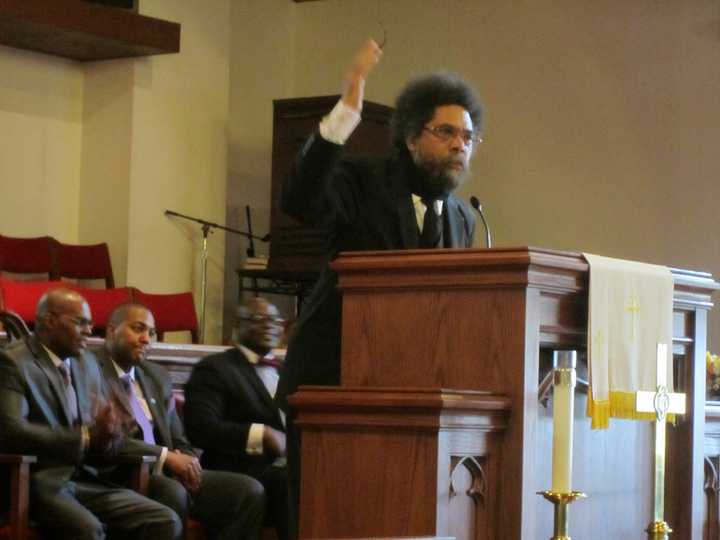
[{"x1": 243, "y1": 256, "x2": 268, "y2": 270}]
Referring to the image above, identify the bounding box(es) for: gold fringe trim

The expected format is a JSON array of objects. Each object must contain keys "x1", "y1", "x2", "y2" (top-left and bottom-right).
[{"x1": 587, "y1": 387, "x2": 675, "y2": 430}]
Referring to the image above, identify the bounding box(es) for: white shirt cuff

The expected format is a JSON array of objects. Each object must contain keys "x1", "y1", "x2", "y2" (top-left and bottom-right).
[
  {"x1": 154, "y1": 447, "x2": 169, "y2": 475},
  {"x1": 319, "y1": 99, "x2": 361, "y2": 145},
  {"x1": 246, "y1": 423, "x2": 265, "y2": 455}
]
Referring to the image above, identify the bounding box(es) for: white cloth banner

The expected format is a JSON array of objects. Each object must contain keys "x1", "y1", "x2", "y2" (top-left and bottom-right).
[{"x1": 584, "y1": 253, "x2": 674, "y2": 428}]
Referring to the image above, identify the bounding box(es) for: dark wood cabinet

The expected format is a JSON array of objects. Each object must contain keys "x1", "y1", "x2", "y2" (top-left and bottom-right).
[{"x1": 268, "y1": 96, "x2": 393, "y2": 275}]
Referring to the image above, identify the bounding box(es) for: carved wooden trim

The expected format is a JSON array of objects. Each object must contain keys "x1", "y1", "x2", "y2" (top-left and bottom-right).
[
  {"x1": 292, "y1": 387, "x2": 511, "y2": 432},
  {"x1": 334, "y1": 247, "x2": 718, "y2": 301},
  {"x1": 450, "y1": 455, "x2": 487, "y2": 506},
  {"x1": 705, "y1": 455, "x2": 720, "y2": 540}
]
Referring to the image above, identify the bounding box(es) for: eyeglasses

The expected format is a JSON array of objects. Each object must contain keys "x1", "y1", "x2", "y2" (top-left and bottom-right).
[
  {"x1": 52, "y1": 312, "x2": 93, "y2": 329},
  {"x1": 423, "y1": 124, "x2": 482, "y2": 146},
  {"x1": 239, "y1": 315, "x2": 285, "y2": 325}
]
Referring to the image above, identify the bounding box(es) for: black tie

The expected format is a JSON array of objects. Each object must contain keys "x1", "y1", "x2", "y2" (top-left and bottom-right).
[{"x1": 420, "y1": 197, "x2": 441, "y2": 248}]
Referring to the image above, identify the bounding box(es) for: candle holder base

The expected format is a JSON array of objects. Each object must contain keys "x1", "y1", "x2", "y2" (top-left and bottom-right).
[
  {"x1": 645, "y1": 520, "x2": 672, "y2": 540},
  {"x1": 537, "y1": 490, "x2": 586, "y2": 540}
]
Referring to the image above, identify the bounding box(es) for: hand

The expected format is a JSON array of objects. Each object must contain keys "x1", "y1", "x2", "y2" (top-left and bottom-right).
[
  {"x1": 263, "y1": 426, "x2": 286, "y2": 457},
  {"x1": 165, "y1": 450, "x2": 202, "y2": 493},
  {"x1": 88, "y1": 402, "x2": 123, "y2": 455},
  {"x1": 342, "y1": 38, "x2": 383, "y2": 112}
]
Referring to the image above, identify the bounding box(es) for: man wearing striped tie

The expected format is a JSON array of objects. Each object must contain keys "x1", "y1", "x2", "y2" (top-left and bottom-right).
[{"x1": 0, "y1": 288, "x2": 181, "y2": 540}]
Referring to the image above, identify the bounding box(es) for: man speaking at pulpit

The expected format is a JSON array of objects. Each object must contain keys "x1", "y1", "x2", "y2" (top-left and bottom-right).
[{"x1": 276, "y1": 37, "x2": 484, "y2": 513}]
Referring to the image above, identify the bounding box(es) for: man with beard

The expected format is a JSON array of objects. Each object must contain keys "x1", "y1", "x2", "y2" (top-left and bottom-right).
[
  {"x1": 97, "y1": 302, "x2": 265, "y2": 540},
  {"x1": 0, "y1": 288, "x2": 181, "y2": 540},
  {"x1": 277, "y1": 39, "x2": 481, "y2": 515}
]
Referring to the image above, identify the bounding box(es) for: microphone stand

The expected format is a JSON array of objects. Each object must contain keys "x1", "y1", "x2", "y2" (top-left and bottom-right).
[
  {"x1": 164, "y1": 209, "x2": 270, "y2": 343},
  {"x1": 469, "y1": 196, "x2": 492, "y2": 249}
]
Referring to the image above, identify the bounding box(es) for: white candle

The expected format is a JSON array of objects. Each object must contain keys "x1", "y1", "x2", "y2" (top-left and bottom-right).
[{"x1": 551, "y1": 351, "x2": 576, "y2": 493}]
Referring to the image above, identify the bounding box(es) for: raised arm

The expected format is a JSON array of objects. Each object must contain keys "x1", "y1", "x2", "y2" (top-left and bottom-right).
[
  {"x1": 281, "y1": 39, "x2": 382, "y2": 226},
  {"x1": 341, "y1": 38, "x2": 383, "y2": 113}
]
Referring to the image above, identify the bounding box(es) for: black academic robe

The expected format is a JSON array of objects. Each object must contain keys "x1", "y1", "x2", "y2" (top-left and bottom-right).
[{"x1": 277, "y1": 133, "x2": 476, "y2": 404}]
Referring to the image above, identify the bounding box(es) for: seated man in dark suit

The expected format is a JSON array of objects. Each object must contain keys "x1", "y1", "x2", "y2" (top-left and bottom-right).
[
  {"x1": 0, "y1": 288, "x2": 181, "y2": 540},
  {"x1": 184, "y1": 297, "x2": 293, "y2": 540},
  {"x1": 97, "y1": 302, "x2": 265, "y2": 540}
]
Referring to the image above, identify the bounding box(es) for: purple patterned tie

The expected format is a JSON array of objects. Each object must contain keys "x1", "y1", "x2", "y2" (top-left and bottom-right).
[
  {"x1": 57, "y1": 362, "x2": 78, "y2": 425},
  {"x1": 120, "y1": 374, "x2": 156, "y2": 444}
]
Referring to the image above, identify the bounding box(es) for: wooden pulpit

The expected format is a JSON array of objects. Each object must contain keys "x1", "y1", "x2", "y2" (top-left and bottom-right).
[{"x1": 290, "y1": 247, "x2": 718, "y2": 539}]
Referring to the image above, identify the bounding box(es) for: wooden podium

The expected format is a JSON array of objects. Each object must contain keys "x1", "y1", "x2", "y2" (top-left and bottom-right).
[{"x1": 291, "y1": 247, "x2": 718, "y2": 539}]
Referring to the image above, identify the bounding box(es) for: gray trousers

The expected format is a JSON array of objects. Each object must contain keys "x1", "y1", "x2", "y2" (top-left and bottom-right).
[
  {"x1": 32, "y1": 476, "x2": 182, "y2": 540},
  {"x1": 148, "y1": 469, "x2": 265, "y2": 540}
]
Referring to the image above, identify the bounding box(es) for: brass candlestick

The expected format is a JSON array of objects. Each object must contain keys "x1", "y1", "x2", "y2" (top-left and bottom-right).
[
  {"x1": 645, "y1": 520, "x2": 672, "y2": 540},
  {"x1": 538, "y1": 491, "x2": 586, "y2": 540}
]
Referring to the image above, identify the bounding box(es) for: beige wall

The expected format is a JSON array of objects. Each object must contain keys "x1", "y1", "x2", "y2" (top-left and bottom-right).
[
  {"x1": 224, "y1": 0, "x2": 298, "y2": 335},
  {"x1": 80, "y1": 61, "x2": 134, "y2": 286},
  {"x1": 1, "y1": 0, "x2": 231, "y2": 344},
  {"x1": 0, "y1": 47, "x2": 84, "y2": 242},
  {"x1": 125, "y1": 0, "x2": 231, "y2": 343},
  {"x1": 227, "y1": 0, "x2": 720, "y2": 348}
]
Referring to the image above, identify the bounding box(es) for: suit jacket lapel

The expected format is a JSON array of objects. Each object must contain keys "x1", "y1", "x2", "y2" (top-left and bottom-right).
[
  {"x1": 28, "y1": 336, "x2": 74, "y2": 426},
  {"x1": 390, "y1": 166, "x2": 420, "y2": 249},
  {"x1": 444, "y1": 196, "x2": 469, "y2": 248},
  {"x1": 135, "y1": 366, "x2": 171, "y2": 446},
  {"x1": 97, "y1": 349, "x2": 134, "y2": 420},
  {"x1": 69, "y1": 357, "x2": 91, "y2": 425}
]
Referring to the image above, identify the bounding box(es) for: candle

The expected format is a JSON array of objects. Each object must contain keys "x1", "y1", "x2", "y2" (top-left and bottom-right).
[{"x1": 551, "y1": 350, "x2": 576, "y2": 494}]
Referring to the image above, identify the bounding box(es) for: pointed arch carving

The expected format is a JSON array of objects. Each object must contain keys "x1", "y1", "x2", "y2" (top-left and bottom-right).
[{"x1": 450, "y1": 455, "x2": 487, "y2": 506}]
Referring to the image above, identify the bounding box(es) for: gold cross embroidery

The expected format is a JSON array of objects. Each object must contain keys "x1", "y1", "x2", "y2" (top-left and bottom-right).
[
  {"x1": 626, "y1": 293, "x2": 640, "y2": 340},
  {"x1": 593, "y1": 330, "x2": 605, "y2": 356}
]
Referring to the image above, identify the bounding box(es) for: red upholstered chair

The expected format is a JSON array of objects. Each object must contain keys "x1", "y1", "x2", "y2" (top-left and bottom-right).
[
  {"x1": 0, "y1": 235, "x2": 57, "y2": 281},
  {"x1": 55, "y1": 242, "x2": 115, "y2": 289},
  {"x1": 131, "y1": 290, "x2": 199, "y2": 343},
  {"x1": 0, "y1": 279, "x2": 64, "y2": 326},
  {"x1": 68, "y1": 286, "x2": 133, "y2": 336}
]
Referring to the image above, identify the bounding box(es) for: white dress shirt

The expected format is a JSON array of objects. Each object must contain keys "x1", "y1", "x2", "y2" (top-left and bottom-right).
[{"x1": 239, "y1": 345, "x2": 281, "y2": 456}]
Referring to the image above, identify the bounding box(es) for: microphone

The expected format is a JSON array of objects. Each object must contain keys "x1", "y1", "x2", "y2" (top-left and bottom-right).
[
  {"x1": 245, "y1": 205, "x2": 256, "y2": 258},
  {"x1": 469, "y1": 196, "x2": 492, "y2": 248}
]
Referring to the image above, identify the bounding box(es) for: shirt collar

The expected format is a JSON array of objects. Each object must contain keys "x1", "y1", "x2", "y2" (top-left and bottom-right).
[
  {"x1": 239, "y1": 344, "x2": 279, "y2": 366},
  {"x1": 411, "y1": 193, "x2": 444, "y2": 215},
  {"x1": 112, "y1": 358, "x2": 135, "y2": 381},
  {"x1": 42, "y1": 344, "x2": 65, "y2": 369},
  {"x1": 239, "y1": 344, "x2": 260, "y2": 365}
]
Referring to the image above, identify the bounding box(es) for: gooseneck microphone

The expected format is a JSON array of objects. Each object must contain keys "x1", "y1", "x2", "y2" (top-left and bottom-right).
[{"x1": 469, "y1": 196, "x2": 492, "y2": 248}]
